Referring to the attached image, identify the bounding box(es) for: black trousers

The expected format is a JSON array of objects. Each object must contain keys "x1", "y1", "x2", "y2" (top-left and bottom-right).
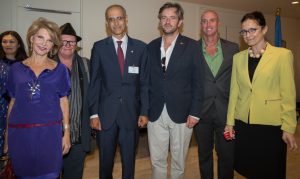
[
  {"x1": 62, "y1": 144, "x2": 87, "y2": 179},
  {"x1": 194, "y1": 106, "x2": 234, "y2": 179}
]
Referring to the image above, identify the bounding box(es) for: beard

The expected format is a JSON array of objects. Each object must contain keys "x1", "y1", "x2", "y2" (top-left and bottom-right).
[{"x1": 161, "y1": 25, "x2": 178, "y2": 35}]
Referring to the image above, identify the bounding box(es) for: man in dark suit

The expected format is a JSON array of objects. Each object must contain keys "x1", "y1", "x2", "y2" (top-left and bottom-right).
[
  {"x1": 88, "y1": 4, "x2": 149, "y2": 179},
  {"x1": 194, "y1": 10, "x2": 239, "y2": 179},
  {"x1": 147, "y1": 2, "x2": 203, "y2": 179}
]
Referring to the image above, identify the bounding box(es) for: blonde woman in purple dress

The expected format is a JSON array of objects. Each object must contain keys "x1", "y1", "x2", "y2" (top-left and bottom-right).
[{"x1": 6, "y1": 18, "x2": 71, "y2": 179}]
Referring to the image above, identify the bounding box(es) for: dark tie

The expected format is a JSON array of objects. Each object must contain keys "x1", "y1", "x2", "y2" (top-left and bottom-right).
[{"x1": 117, "y1": 41, "x2": 125, "y2": 75}]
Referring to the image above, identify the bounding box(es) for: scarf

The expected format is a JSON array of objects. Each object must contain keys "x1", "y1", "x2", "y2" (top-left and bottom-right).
[{"x1": 69, "y1": 55, "x2": 82, "y2": 144}]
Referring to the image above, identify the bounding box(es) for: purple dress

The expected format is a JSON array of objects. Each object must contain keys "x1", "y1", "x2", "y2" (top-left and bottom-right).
[{"x1": 6, "y1": 62, "x2": 70, "y2": 177}]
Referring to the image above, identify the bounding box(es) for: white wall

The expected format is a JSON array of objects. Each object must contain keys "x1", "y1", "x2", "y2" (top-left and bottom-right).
[
  {"x1": 82, "y1": 0, "x2": 200, "y2": 58},
  {"x1": 0, "y1": 0, "x2": 13, "y2": 33},
  {"x1": 1, "y1": 0, "x2": 300, "y2": 99}
]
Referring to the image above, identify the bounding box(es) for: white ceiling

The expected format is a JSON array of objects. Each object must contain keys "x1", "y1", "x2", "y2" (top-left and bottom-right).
[{"x1": 178, "y1": 0, "x2": 300, "y2": 19}]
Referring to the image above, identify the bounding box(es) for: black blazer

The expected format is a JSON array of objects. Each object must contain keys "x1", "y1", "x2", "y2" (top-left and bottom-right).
[
  {"x1": 88, "y1": 36, "x2": 149, "y2": 130},
  {"x1": 77, "y1": 54, "x2": 91, "y2": 152},
  {"x1": 148, "y1": 35, "x2": 203, "y2": 123},
  {"x1": 199, "y1": 38, "x2": 239, "y2": 123}
]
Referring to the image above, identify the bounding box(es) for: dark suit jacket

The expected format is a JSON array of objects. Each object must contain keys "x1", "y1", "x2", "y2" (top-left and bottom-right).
[
  {"x1": 88, "y1": 36, "x2": 149, "y2": 130},
  {"x1": 199, "y1": 38, "x2": 239, "y2": 124},
  {"x1": 77, "y1": 55, "x2": 91, "y2": 152},
  {"x1": 148, "y1": 35, "x2": 203, "y2": 123}
]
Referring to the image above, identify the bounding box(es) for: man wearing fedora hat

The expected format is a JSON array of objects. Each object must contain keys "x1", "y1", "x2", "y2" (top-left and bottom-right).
[{"x1": 56, "y1": 22, "x2": 91, "y2": 179}]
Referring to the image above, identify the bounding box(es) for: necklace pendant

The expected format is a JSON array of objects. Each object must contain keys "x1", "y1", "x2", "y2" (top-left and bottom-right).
[{"x1": 28, "y1": 79, "x2": 41, "y2": 101}]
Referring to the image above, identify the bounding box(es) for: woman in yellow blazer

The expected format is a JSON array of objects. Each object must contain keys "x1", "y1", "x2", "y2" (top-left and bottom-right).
[{"x1": 225, "y1": 11, "x2": 298, "y2": 179}]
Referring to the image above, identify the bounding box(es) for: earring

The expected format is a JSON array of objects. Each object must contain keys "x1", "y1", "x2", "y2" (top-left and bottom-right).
[
  {"x1": 49, "y1": 50, "x2": 53, "y2": 58},
  {"x1": 50, "y1": 50, "x2": 55, "y2": 57},
  {"x1": 30, "y1": 42, "x2": 33, "y2": 52}
]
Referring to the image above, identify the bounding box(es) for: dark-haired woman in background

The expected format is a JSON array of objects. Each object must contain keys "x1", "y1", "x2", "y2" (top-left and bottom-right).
[
  {"x1": 225, "y1": 11, "x2": 297, "y2": 179},
  {"x1": 0, "y1": 31, "x2": 27, "y2": 156}
]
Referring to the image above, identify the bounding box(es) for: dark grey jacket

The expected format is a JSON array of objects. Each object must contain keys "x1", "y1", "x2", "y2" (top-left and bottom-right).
[{"x1": 199, "y1": 38, "x2": 239, "y2": 124}]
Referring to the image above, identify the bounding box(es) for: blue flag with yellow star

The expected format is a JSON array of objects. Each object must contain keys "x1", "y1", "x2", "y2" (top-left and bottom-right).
[{"x1": 275, "y1": 13, "x2": 282, "y2": 47}]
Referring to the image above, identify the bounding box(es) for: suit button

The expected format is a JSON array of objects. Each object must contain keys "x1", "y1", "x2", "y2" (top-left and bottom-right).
[{"x1": 118, "y1": 97, "x2": 123, "y2": 103}]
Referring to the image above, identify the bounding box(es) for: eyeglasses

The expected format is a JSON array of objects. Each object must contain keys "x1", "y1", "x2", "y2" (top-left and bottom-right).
[
  {"x1": 239, "y1": 28, "x2": 258, "y2": 36},
  {"x1": 107, "y1": 16, "x2": 125, "y2": 23},
  {"x1": 62, "y1": 40, "x2": 77, "y2": 47},
  {"x1": 161, "y1": 57, "x2": 166, "y2": 73}
]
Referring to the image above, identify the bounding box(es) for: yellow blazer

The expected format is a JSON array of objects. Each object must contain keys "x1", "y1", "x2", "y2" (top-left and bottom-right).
[{"x1": 227, "y1": 43, "x2": 297, "y2": 134}]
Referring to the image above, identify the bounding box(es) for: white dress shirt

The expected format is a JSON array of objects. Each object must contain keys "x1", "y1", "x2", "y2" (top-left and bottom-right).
[{"x1": 160, "y1": 34, "x2": 179, "y2": 69}]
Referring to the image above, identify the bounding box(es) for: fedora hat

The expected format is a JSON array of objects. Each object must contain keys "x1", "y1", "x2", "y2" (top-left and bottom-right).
[{"x1": 60, "y1": 23, "x2": 82, "y2": 42}]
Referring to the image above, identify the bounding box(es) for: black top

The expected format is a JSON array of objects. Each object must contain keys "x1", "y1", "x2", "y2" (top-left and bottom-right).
[{"x1": 248, "y1": 56, "x2": 261, "y2": 82}]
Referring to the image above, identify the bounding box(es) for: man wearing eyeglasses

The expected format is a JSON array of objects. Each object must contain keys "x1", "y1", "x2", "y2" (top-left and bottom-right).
[
  {"x1": 56, "y1": 23, "x2": 91, "y2": 179},
  {"x1": 88, "y1": 4, "x2": 149, "y2": 179},
  {"x1": 194, "y1": 10, "x2": 239, "y2": 179},
  {"x1": 147, "y1": 2, "x2": 203, "y2": 178}
]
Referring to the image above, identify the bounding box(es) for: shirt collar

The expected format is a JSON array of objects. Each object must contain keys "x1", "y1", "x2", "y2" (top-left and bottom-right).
[
  {"x1": 112, "y1": 34, "x2": 128, "y2": 45},
  {"x1": 202, "y1": 38, "x2": 221, "y2": 53},
  {"x1": 161, "y1": 34, "x2": 179, "y2": 49}
]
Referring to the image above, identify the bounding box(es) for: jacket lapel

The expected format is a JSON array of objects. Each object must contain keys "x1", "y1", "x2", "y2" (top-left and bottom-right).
[
  {"x1": 252, "y1": 43, "x2": 272, "y2": 82},
  {"x1": 167, "y1": 35, "x2": 186, "y2": 75},
  {"x1": 125, "y1": 37, "x2": 134, "y2": 61},
  {"x1": 240, "y1": 50, "x2": 252, "y2": 88},
  {"x1": 106, "y1": 37, "x2": 123, "y2": 78},
  {"x1": 124, "y1": 37, "x2": 136, "y2": 79},
  {"x1": 124, "y1": 37, "x2": 131, "y2": 79},
  {"x1": 215, "y1": 39, "x2": 231, "y2": 79},
  {"x1": 152, "y1": 38, "x2": 163, "y2": 75},
  {"x1": 199, "y1": 39, "x2": 215, "y2": 78}
]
